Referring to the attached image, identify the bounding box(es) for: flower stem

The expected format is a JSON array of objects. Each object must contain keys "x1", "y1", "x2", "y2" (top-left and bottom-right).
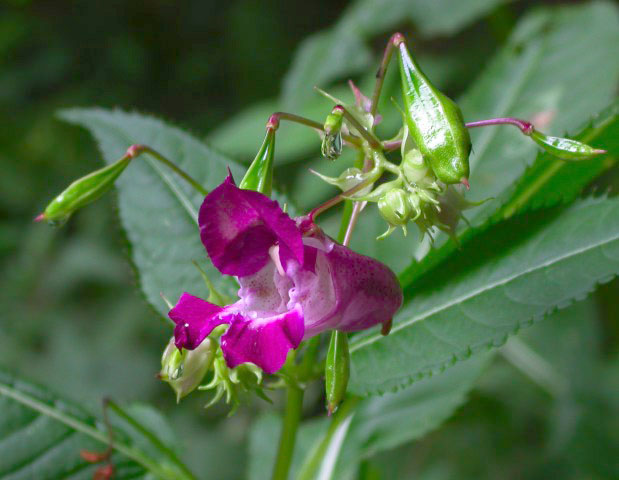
[
  {"x1": 127, "y1": 144, "x2": 209, "y2": 196},
  {"x1": 338, "y1": 106, "x2": 382, "y2": 150},
  {"x1": 296, "y1": 396, "x2": 361, "y2": 480},
  {"x1": 465, "y1": 117, "x2": 534, "y2": 135},
  {"x1": 369, "y1": 32, "x2": 405, "y2": 121},
  {"x1": 271, "y1": 384, "x2": 304, "y2": 480},
  {"x1": 267, "y1": 112, "x2": 362, "y2": 147}
]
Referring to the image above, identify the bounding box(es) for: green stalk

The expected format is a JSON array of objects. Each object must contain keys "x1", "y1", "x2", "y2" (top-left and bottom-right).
[{"x1": 271, "y1": 385, "x2": 305, "y2": 480}]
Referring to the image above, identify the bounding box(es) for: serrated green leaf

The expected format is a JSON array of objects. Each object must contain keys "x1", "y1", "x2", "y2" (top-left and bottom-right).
[
  {"x1": 58, "y1": 108, "x2": 243, "y2": 316},
  {"x1": 0, "y1": 370, "x2": 195, "y2": 480},
  {"x1": 349, "y1": 196, "x2": 619, "y2": 395},
  {"x1": 399, "y1": 100, "x2": 618, "y2": 288}
]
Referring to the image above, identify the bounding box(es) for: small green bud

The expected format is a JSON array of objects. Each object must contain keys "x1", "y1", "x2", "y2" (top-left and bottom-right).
[
  {"x1": 36, "y1": 155, "x2": 132, "y2": 225},
  {"x1": 378, "y1": 189, "x2": 412, "y2": 227},
  {"x1": 401, "y1": 148, "x2": 429, "y2": 184},
  {"x1": 530, "y1": 129, "x2": 607, "y2": 161},
  {"x1": 325, "y1": 330, "x2": 350, "y2": 415},
  {"x1": 239, "y1": 123, "x2": 277, "y2": 195},
  {"x1": 160, "y1": 337, "x2": 215, "y2": 403},
  {"x1": 321, "y1": 106, "x2": 345, "y2": 161}
]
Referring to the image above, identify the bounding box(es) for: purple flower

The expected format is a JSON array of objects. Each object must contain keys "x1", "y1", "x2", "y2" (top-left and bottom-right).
[{"x1": 169, "y1": 175, "x2": 402, "y2": 374}]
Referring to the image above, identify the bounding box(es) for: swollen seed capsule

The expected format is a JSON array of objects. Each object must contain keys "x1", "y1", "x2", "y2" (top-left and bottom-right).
[
  {"x1": 396, "y1": 39, "x2": 471, "y2": 184},
  {"x1": 530, "y1": 129, "x2": 607, "y2": 161}
]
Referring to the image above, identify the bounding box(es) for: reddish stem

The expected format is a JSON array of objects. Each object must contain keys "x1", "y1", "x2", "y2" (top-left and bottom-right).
[
  {"x1": 465, "y1": 117, "x2": 534, "y2": 135},
  {"x1": 369, "y1": 32, "x2": 406, "y2": 119}
]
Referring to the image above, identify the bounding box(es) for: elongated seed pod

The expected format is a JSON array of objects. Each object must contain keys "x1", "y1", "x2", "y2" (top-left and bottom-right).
[
  {"x1": 325, "y1": 330, "x2": 350, "y2": 415},
  {"x1": 38, "y1": 155, "x2": 132, "y2": 225},
  {"x1": 396, "y1": 38, "x2": 471, "y2": 185}
]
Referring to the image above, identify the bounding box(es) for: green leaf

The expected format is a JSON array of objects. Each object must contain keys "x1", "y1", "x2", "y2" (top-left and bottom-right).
[
  {"x1": 0, "y1": 370, "x2": 195, "y2": 480},
  {"x1": 58, "y1": 108, "x2": 243, "y2": 316},
  {"x1": 399, "y1": 99, "x2": 618, "y2": 288},
  {"x1": 349, "y1": 196, "x2": 619, "y2": 395}
]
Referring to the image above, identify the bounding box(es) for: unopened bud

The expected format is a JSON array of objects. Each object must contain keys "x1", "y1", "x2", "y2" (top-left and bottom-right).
[
  {"x1": 160, "y1": 337, "x2": 215, "y2": 402},
  {"x1": 378, "y1": 189, "x2": 412, "y2": 227},
  {"x1": 530, "y1": 129, "x2": 606, "y2": 160},
  {"x1": 321, "y1": 106, "x2": 345, "y2": 160},
  {"x1": 37, "y1": 155, "x2": 132, "y2": 225},
  {"x1": 401, "y1": 148, "x2": 429, "y2": 184}
]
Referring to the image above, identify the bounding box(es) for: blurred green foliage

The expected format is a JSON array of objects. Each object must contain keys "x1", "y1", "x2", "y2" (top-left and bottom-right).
[{"x1": 0, "y1": 0, "x2": 617, "y2": 479}]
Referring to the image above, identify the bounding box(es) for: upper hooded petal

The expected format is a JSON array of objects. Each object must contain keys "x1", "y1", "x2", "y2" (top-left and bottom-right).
[
  {"x1": 199, "y1": 175, "x2": 304, "y2": 277},
  {"x1": 169, "y1": 293, "x2": 230, "y2": 350}
]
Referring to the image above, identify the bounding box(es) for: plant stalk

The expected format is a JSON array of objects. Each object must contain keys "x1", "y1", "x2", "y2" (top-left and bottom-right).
[{"x1": 271, "y1": 384, "x2": 305, "y2": 480}]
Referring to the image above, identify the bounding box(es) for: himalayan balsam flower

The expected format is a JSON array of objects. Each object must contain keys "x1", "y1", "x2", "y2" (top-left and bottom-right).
[{"x1": 169, "y1": 175, "x2": 402, "y2": 374}]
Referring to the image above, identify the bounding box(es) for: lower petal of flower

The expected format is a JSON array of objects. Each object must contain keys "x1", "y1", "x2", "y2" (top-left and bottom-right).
[
  {"x1": 170, "y1": 293, "x2": 229, "y2": 350},
  {"x1": 220, "y1": 305, "x2": 305, "y2": 374}
]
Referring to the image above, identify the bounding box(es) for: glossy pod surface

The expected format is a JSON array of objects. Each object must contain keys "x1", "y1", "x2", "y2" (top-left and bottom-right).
[{"x1": 397, "y1": 41, "x2": 471, "y2": 184}]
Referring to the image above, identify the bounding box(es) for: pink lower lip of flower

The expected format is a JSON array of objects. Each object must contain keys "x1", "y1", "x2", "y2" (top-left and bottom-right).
[{"x1": 169, "y1": 174, "x2": 403, "y2": 374}]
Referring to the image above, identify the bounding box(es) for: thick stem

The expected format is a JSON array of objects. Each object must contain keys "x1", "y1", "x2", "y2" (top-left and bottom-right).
[
  {"x1": 268, "y1": 112, "x2": 362, "y2": 147},
  {"x1": 271, "y1": 385, "x2": 305, "y2": 480},
  {"x1": 465, "y1": 117, "x2": 534, "y2": 135},
  {"x1": 369, "y1": 32, "x2": 406, "y2": 120},
  {"x1": 127, "y1": 145, "x2": 209, "y2": 196}
]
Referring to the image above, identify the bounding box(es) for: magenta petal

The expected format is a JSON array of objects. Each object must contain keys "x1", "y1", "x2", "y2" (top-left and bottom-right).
[
  {"x1": 199, "y1": 175, "x2": 304, "y2": 277},
  {"x1": 169, "y1": 293, "x2": 229, "y2": 350},
  {"x1": 220, "y1": 306, "x2": 304, "y2": 374}
]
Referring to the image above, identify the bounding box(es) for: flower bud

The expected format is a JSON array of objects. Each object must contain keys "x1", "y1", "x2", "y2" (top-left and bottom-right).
[
  {"x1": 401, "y1": 148, "x2": 429, "y2": 184},
  {"x1": 36, "y1": 156, "x2": 131, "y2": 225},
  {"x1": 378, "y1": 189, "x2": 412, "y2": 227},
  {"x1": 160, "y1": 336, "x2": 215, "y2": 402},
  {"x1": 530, "y1": 129, "x2": 606, "y2": 160},
  {"x1": 321, "y1": 106, "x2": 344, "y2": 161}
]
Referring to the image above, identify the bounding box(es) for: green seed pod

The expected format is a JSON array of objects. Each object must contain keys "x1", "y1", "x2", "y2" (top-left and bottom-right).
[
  {"x1": 321, "y1": 106, "x2": 345, "y2": 161},
  {"x1": 239, "y1": 125, "x2": 276, "y2": 195},
  {"x1": 396, "y1": 39, "x2": 471, "y2": 185},
  {"x1": 160, "y1": 337, "x2": 216, "y2": 403},
  {"x1": 530, "y1": 129, "x2": 607, "y2": 161},
  {"x1": 325, "y1": 330, "x2": 350, "y2": 415},
  {"x1": 37, "y1": 155, "x2": 132, "y2": 225}
]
